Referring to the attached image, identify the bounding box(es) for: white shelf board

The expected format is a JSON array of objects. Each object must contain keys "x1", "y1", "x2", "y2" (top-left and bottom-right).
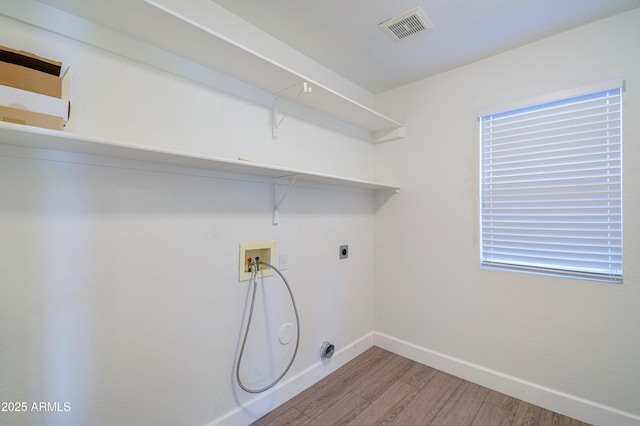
[
  {"x1": 142, "y1": 0, "x2": 403, "y2": 134},
  {"x1": 28, "y1": 0, "x2": 403, "y2": 139},
  {"x1": 0, "y1": 122, "x2": 400, "y2": 193}
]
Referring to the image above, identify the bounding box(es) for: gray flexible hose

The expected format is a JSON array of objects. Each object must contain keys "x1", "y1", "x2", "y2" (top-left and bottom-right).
[{"x1": 235, "y1": 260, "x2": 300, "y2": 393}]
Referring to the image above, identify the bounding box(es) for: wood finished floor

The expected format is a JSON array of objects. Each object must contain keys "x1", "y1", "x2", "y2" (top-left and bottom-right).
[{"x1": 251, "y1": 346, "x2": 590, "y2": 426}]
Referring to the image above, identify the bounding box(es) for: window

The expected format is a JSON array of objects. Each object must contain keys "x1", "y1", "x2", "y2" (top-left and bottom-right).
[{"x1": 479, "y1": 82, "x2": 623, "y2": 283}]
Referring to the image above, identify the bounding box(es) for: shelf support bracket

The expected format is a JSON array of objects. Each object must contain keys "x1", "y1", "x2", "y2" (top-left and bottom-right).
[
  {"x1": 272, "y1": 81, "x2": 313, "y2": 139},
  {"x1": 273, "y1": 175, "x2": 298, "y2": 225}
]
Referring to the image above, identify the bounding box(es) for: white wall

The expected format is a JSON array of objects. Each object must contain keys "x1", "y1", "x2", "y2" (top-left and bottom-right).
[
  {"x1": 0, "y1": 12, "x2": 377, "y2": 426},
  {"x1": 4, "y1": 4, "x2": 640, "y2": 426},
  {"x1": 374, "y1": 8, "x2": 640, "y2": 424}
]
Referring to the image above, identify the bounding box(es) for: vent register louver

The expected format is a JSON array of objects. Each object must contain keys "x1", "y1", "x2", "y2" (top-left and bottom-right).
[{"x1": 379, "y1": 6, "x2": 434, "y2": 41}]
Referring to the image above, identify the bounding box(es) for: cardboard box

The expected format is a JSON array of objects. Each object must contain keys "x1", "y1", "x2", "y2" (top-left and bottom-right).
[
  {"x1": 0, "y1": 84, "x2": 69, "y2": 122},
  {"x1": 0, "y1": 61, "x2": 62, "y2": 98},
  {"x1": 0, "y1": 45, "x2": 62, "y2": 76},
  {"x1": 0, "y1": 106, "x2": 64, "y2": 130}
]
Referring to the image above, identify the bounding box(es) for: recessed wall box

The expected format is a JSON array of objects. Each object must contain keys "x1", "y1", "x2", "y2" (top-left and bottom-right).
[{"x1": 239, "y1": 241, "x2": 275, "y2": 281}]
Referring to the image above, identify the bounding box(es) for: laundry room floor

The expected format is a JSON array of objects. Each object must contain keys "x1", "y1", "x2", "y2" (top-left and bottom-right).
[{"x1": 251, "y1": 346, "x2": 590, "y2": 425}]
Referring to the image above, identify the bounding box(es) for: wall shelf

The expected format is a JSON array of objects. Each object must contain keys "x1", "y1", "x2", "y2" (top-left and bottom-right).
[
  {"x1": 24, "y1": 0, "x2": 404, "y2": 142},
  {"x1": 0, "y1": 122, "x2": 400, "y2": 193}
]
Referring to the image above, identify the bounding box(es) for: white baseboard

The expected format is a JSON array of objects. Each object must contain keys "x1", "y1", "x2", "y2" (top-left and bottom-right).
[
  {"x1": 374, "y1": 332, "x2": 640, "y2": 426},
  {"x1": 209, "y1": 332, "x2": 374, "y2": 426}
]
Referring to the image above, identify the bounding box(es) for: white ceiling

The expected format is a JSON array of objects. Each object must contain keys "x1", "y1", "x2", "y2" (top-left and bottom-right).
[
  {"x1": 27, "y1": 0, "x2": 640, "y2": 96},
  {"x1": 210, "y1": 0, "x2": 640, "y2": 93}
]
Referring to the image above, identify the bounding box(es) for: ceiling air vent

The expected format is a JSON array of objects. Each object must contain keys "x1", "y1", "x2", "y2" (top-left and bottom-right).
[{"x1": 379, "y1": 6, "x2": 434, "y2": 42}]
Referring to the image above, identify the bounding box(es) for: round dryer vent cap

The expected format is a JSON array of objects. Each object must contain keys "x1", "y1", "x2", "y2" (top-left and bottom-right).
[{"x1": 321, "y1": 341, "x2": 335, "y2": 359}]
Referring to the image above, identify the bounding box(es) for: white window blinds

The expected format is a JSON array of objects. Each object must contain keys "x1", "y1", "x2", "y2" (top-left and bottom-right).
[{"x1": 480, "y1": 84, "x2": 623, "y2": 283}]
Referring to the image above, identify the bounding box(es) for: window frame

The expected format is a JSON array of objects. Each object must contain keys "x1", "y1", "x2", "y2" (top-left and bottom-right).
[{"x1": 478, "y1": 81, "x2": 624, "y2": 283}]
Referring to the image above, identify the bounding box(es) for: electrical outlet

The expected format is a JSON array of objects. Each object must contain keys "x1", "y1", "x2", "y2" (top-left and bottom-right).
[
  {"x1": 339, "y1": 245, "x2": 349, "y2": 259},
  {"x1": 279, "y1": 253, "x2": 289, "y2": 270}
]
